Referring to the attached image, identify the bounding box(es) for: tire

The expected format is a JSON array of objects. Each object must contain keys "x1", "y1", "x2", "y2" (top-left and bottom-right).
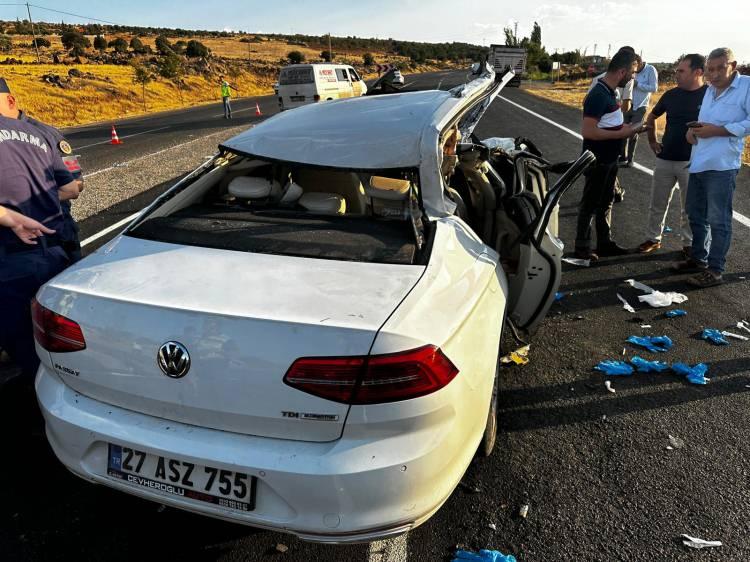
[{"x1": 479, "y1": 364, "x2": 499, "y2": 457}]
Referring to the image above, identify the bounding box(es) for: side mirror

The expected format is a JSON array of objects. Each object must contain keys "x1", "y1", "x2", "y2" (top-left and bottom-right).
[{"x1": 471, "y1": 62, "x2": 480, "y2": 74}]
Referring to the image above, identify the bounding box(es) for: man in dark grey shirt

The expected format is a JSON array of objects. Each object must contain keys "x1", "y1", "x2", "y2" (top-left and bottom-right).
[{"x1": 638, "y1": 54, "x2": 707, "y2": 256}]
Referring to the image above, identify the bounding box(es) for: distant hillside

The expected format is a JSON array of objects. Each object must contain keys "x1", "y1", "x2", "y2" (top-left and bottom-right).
[{"x1": 0, "y1": 21, "x2": 484, "y2": 127}]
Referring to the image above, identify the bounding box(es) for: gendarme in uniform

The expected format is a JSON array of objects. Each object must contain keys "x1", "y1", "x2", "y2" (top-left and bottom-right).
[
  {"x1": 19, "y1": 111, "x2": 83, "y2": 262},
  {"x1": 0, "y1": 113, "x2": 74, "y2": 380}
]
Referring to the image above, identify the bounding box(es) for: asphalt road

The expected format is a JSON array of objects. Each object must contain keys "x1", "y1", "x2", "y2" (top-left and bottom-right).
[{"x1": 2, "y1": 70, "x2": 750, "y2": 561}]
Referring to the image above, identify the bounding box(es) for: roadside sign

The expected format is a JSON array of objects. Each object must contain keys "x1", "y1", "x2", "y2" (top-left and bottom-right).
[
  {"x1": 552, "y1": 61, "x2": 560, "y2": 70},
  {"x1": 375, "y1": 63, "x2": 395, "y2": 74}
]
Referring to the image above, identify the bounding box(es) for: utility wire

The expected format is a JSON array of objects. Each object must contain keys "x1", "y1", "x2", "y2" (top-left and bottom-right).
[{"x1": 28, "y1": 4, "x2": 118, "y2": 25}]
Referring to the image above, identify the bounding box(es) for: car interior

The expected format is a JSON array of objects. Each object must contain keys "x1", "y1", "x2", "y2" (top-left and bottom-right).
[{"x1": 128, "y1": 154, "x2": 428, "y2": 265}]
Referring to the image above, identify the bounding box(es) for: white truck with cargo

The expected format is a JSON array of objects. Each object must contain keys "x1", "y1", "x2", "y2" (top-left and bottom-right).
[{"x1": 490, "y1": 45, "x2": 526, "y2": 87}]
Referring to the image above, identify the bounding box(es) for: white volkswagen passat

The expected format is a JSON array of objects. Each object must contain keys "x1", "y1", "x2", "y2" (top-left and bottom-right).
[{"x1": 34, "y1": 65, "x2": 593, "y2": 543}]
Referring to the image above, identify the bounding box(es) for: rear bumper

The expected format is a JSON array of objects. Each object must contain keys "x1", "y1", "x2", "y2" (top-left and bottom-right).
[{"x1": 36, "y1": 366, "x2": 470, "y2": 543}]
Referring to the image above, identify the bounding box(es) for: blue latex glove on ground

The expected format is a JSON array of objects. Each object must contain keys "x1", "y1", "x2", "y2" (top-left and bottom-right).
[
  {"x1": 627, "y1": 335, "x2": 674, "y2": 352},
  {"x1": 665, "y1": 309, "x2": 687, "y2": 318},
  {"x1": 672, "y1": 362, "x2": 709, "y2": 384},
  {"x1": 631, "y1": 356, "x2": 670, "y2": 373},
  {"x1": 702, "y1": 328, "x2": 729, "y2": 345},
  {"x1": 453, "y1": 549, "x2": 518, "y2": 562},
  {"x1": 595, "y1": 360, "x2": 634, "y2": 375},
  {"x1": 555, "y1": 292, "x2": 565, "y2": 301}
]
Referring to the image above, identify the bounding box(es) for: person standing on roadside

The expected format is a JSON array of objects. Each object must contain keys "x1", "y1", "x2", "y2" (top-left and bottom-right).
[
  {"x1": 673, "y1": 48, "x2": 750, "y2": 287},
  {"x1": 219, "y1": 75, "x2": 238, "y2": 119},
  {"x1": 638, "y1": 54, "x2": 707, "y2": 256},
  {"x1": 0, "y1": 113, "x2": 80, "y2": 384},
  {"x1": 620, "y1": 54, "x2": 658, "y2": 167},
  {"x1": 574, "y1": 49, "x2": 645, "y2": 261},
  {"x1": 0, "y1": 77, "x2": 84, "y2": 262}
]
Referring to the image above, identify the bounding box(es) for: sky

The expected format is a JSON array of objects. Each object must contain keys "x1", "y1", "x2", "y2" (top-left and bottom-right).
[{"x1": 2, "y1": 0, "x2": 747, "y2": 64}]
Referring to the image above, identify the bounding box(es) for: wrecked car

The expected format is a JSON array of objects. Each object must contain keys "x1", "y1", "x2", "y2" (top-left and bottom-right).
[{"x1": 33, "y1": 64, "x2": 594, "y2": 543}]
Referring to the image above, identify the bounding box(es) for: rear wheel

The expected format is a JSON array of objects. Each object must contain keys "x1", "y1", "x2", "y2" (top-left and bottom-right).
[{"x1": 479, "y1": 364, "x2": 499, "y2": 457}]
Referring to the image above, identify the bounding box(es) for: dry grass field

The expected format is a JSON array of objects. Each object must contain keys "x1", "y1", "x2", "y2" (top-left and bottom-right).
[
  {"x1": 524, "y1": 79, "x2": 749, "y2": 164},
  {"x1": 1, "y1": 34, "x2": 456, "y2": 127}
]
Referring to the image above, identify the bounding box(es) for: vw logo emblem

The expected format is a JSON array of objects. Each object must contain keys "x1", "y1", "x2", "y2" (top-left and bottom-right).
[{"x1": 157, "y1": 341, "x2": 191, "y2": 378}]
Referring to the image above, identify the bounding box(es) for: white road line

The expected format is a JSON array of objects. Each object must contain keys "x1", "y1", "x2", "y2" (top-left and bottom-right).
[
  {"x1": 75, "y1": 126, "x2": 171, "y2": 150},
  {"x1": 499, "y1": 95, "x2": 750, "y2": 229},
  {"x1": 367, "y1": 533, "x2": 409, "y2": 562},
  {"x1": 80, "y1": 212, "x2": 141, "y2": 247}
]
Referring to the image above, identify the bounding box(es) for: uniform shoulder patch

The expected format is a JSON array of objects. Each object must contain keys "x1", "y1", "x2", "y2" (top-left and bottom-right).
[{"x1": 58, "y1": 140, "x2": 73, "y2": 155}]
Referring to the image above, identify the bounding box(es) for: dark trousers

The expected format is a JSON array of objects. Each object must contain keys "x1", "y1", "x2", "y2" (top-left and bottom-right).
[
  {"x1": 575, "y1": 161, "x2": 619, "y2": 251},
  {"x1": 0, "y1": 244, "x2": 69, "y2": 381},
  {"x1": 621, "y1": 106, "x2": 646, "y2": 162}
]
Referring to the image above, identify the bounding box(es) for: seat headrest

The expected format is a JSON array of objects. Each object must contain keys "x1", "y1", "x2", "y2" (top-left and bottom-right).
[
  {"x1": 228, "y1": 176, "x2": 277, "y2": 199},
  {"x1": 298, "y1": 192, "x2": 346, "y2": 215},
  {"x1": 366, "y1": 176, "x2": 411, "y2": 201}
]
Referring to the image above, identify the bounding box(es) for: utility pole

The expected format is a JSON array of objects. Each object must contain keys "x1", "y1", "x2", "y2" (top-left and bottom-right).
[
  {"x1": 328, "y1": 32, "x2": 332, "y2": 60},
  {"x1": 26, "y1": 2, "x2": 41, "y2": 63},
  {"x1": 607, "y1": 44, "x2": 611, "y2": 59},
  {"x1": 593, "y1": 43, "x2": 597, "y2": 56},
  {"x1": 514, "y1": 21, "x2": 518, "y2": 45}
]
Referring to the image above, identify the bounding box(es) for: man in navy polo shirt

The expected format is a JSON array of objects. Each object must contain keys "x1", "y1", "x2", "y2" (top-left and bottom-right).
[
  {"x1": 0, "y1": 76, "x2": 84, "y2": 262},
  {"x1": 676, "y1": 47, "x2": 750, "y2": 287},
  {"x1": 0, "y1": 107, "x2": 80, "y2": 383},
  {"x1": 575, "y1": 49, "x2": 644, "y2": 260}
]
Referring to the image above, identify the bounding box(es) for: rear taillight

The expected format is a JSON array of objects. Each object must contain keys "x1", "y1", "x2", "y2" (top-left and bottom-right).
[
  {"x1": 31, "y1": 299, "x2": 86, "y2": 353},
  {"x1": 283, "y1": 345, "x2": 458, "y2": 404}
]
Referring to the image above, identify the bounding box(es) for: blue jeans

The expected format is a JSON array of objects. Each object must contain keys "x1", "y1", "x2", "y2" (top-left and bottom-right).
[
  {"x1": 222, "y1": 96, "x2": 232, "y2": 118},
  {"x1": 686, "y1": 169, "x2": 738, "y2": 273}
]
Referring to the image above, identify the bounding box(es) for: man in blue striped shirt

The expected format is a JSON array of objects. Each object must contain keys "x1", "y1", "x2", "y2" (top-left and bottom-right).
[
  {"x1": 674, "y1": 48, "x2": 750, "y2": 287},
  {"x1": 620, "y1": 55, "x2": 658, "y2": 167}
]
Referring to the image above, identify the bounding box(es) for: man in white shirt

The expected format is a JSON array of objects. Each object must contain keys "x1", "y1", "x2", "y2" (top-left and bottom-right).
[
  {"x1": 620, "y1": 55, "x2": 658, "y2": 166},
  {"x1": 674, "y1": 48, "x2": 750, "y2": 287}
]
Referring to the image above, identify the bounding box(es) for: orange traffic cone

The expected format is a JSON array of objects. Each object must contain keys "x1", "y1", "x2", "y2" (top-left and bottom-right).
[
  {"x1": 110, "y1": 125, "x2": 122, "y2": 145},
  {"x1": 255, "y1": 102, "x2": 262, "y2": 116}
]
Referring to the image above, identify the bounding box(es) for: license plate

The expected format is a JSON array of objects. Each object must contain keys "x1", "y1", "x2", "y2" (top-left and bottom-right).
[
  {"x1": 107, "y1": 444, "x2": 256, "y2": 512},
  {"x1": 290, "y1": 95, "x2": 305, "y2": 102}
]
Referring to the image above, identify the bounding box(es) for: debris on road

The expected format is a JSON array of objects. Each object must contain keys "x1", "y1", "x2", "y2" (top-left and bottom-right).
[
  {"x1": 737, "y1": 320, "x2": 750, "y2": 334},
  {"x1": 453, "y1": 548, "x2": 517, "y2": 562},
  {"x1": 722, "y1": 330, "x2": 749, "y2": 341},
  {"x1": 617, "y1": 293, "x2": 636, "y2": 313},
  {"x1": 627, "y1": 335, "x2": 674, "y2": 352},
  {"x1": 604, "y1": 381, "x2": 616, "y2": 393},
  {"x1": 631, "y1": 356, "x2": 669, "y2": 373},
  {"x1": 702, "y1": 329, "x2": 729, "y2": 345},
  {"x1": 555, "y1": 292, "x2": 566, "y2": 302},
  {"x1": 500, "y1": 345, "x2": 530, "y2": 366},
  {"x1": 488, "y1": 523, "x2": 497, "y2": 531},
  {"x1": 668, "y1": 435, "x2": 685, "y2": 449},
  {"x1": 663, "y1": 226, "x2": 673, "y2": 233},
  {"x1": 640, "y1": 324, "x2": 652, "y2": 328},
  {"x1": 625, "y1": 279, "x2": 688, "y2": 308},
  {"x1": 275, "y1": 543, "x2": 289, "y2": 553},
  {"x1": 562, "y1": 257, "x2": 590, "y2": 267},
  {"x1": 595, "y1": 360, "x2": 634, "y2": 376},
  {"x1": 519, "y1": 504, "x2": 529, "y2": 518},
  {"x1": 672, "y1": 363, "x2": 709, "y2": 385},
  {"x1": 665, "y1": 309, "x2": 687, "y2": 318},
  {"x1": 681, "y1": 534, "x2": 722, "y2": 549},
  {"x1": 458, "y1": 482, "x2": 481, "y2": 494}
]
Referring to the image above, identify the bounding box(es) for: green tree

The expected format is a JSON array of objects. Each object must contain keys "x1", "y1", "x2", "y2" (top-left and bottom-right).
[
  {"x1": 503, "y1": 28, "x2": 519, "y2": 47},
  {"x1": 155, "y1": 34, "x2": 173, "y2": 55},
  {"x1": 93, "y1": 35, "x2": 107, "y2": 52},
  {"x1": 108, "y1": 37, "x2": 129, "y2": 53},
  {"x1": 287, "y1": 50, "x2": 305, "y2": 64},
  {"x1": 158, "y1": 53, "x2": 185, "y2": 104},
  {"x1": 173, "y1": 40, "x2": 187, "y2": 55},
  {"x1": 132, "y1": 63, "x2": 153, "y2": 111},
  {"x1": 185, "y1": 40, "x2": 209, "y2": 58},
  {"x1": 32, "y1": 37, "x2": 51, "y2": 49},
  {"x1": 130, "y1": 36, "x2": 147, "y2": 54},
  {"x1": 363, "y1": 52, "x2": 374, "y2": 66},
  {"x1": 530, "y1": 22, "x2": 542, "y2": 46},
  {"x1": 320, "y1": 50, "x2": 333, "y2": 62},
  {"x1": 0, "y1": 35, "x2": 12, "y2": 53},
  {"x1": 61, "y1": 31, "x2": 90, "y2": 54}
]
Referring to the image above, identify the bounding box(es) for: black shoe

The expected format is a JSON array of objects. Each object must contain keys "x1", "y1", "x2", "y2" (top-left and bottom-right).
[
  {"x1": 614, "y1": 188, "x2": 625, "y2": 203},
  {"x1": 597, "y1": 243, "x2": 631, "y2": 257},
  {"x1": 573, "y1": 249, "x2": 599, "y2": 262}
]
